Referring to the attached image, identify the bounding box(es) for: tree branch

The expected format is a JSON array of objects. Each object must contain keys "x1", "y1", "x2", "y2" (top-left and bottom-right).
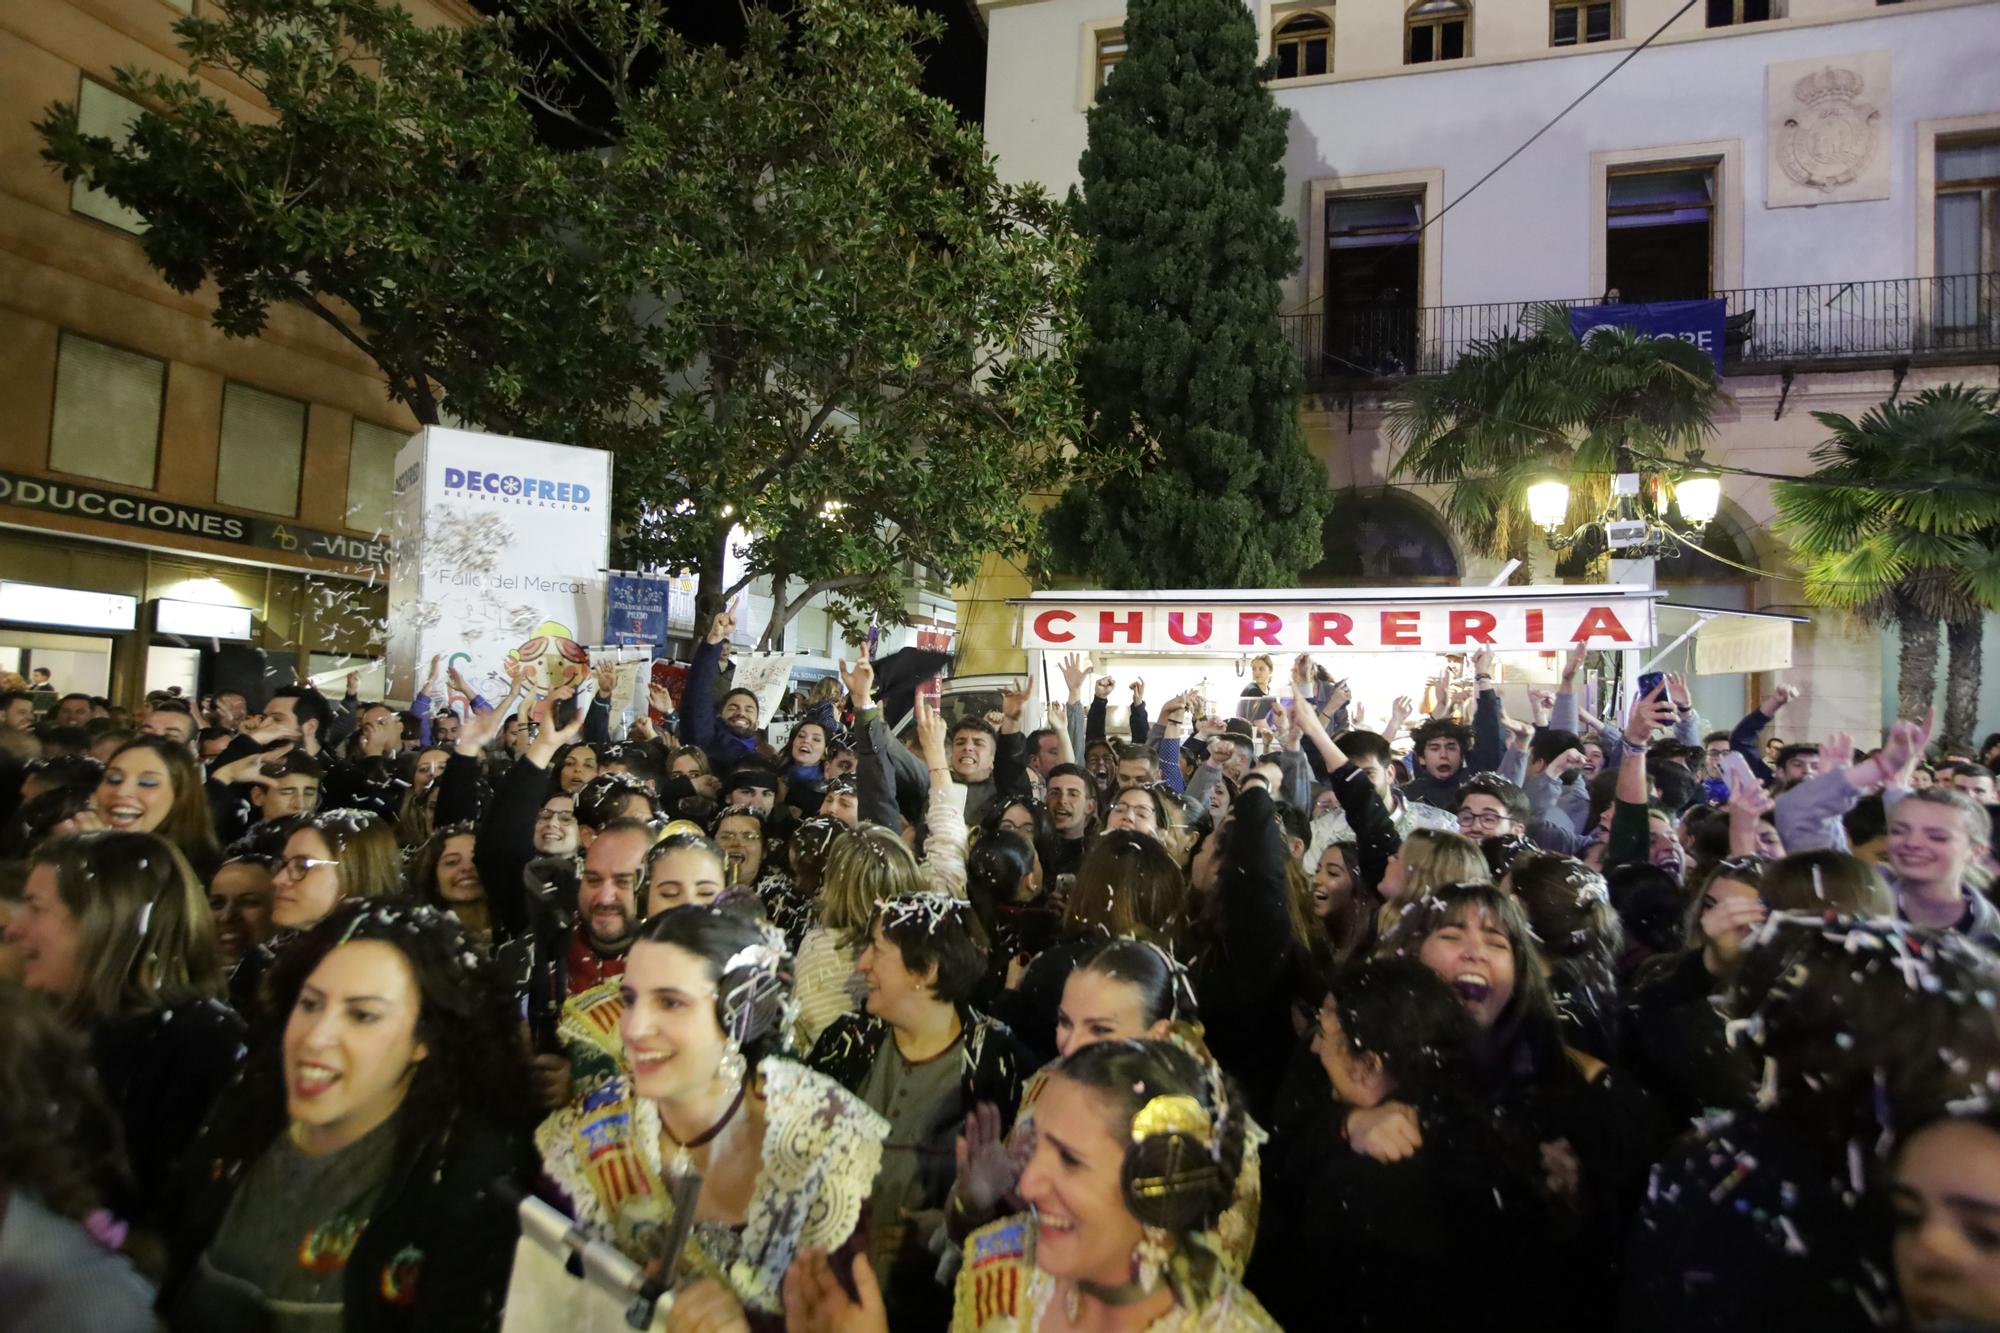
[
  {"x1": 740, "y1": 376, "x2": 851, "y2": 497},
  {"x1": 283, "y1": 283, "x2": 437, "y2": 424},
  {"x1": 785, "y1": 573, "x2": 873, "y2": 619}
]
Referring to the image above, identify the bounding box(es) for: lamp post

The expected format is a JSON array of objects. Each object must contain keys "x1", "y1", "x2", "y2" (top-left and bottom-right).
[{"x1": 1528, "y1": 446, "x2": 1723, "y2": 707}]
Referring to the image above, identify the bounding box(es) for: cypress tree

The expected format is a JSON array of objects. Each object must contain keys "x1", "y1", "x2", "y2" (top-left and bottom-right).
[{"x1": 1048, "y1": 0, "x2": 1328, "y2": 588}]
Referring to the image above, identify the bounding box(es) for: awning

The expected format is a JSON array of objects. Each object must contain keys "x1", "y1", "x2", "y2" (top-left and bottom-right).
[{"x1": 1652, "y1": 602, "x2": 1808, "y2": 676}]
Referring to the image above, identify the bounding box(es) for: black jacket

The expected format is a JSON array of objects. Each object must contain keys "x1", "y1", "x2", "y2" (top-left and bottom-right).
[
  {"x1": 1186, "y1": 787, "x2": 1298, "y2": 1121},
  {"x1": 807, "y1": 1006, "x2": 1030, "y2": 1141},
  {"x1": 1624, "y1": 948, "x2": 1757, "y2": 1125},
  {"x1": 1617, "y1": 1108, "x2": 1894, "y2": 1333},
  {"x1": 986, "y1": 930, "x2": 1102, "y2": 1066},
  {"x1": 1253, "y1": 1098, "x2": 1583, "y2": 1332},
  {"x1": 163, "y1": 1100, "x2": 536, "y2": 1333},
  {"x1": 91, "y1": 998, "x2": 246, "y2": 1225}
]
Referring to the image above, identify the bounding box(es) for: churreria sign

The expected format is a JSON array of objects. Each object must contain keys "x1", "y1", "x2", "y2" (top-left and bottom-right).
[{"x1": 442, "y1": 467, "x2": 594, "y2": 510}]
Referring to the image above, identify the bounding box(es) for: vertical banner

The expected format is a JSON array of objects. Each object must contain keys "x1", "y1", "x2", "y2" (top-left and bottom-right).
[
  {"x1": 606, "y1": 652, "x2": 651, "y2": 732},
  {"x1": 605, "y1": 575, "x2": 669, "y2": 646},
  {"x1": 727, "y1": 654, "x2": 795, "y2": 725},
  {"x1": 385, "y1": 428, "x2": 612, "y2": 706}
]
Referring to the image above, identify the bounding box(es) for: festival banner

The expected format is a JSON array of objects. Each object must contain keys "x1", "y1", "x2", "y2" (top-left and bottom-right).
[
  {"x1": 1014, "y1": 586, "x2": 1657, "y2": 655},
  {"x1": 385, "y1": 428, "x2": 612, "y2": 704},
  {"x1": 605, "y1": 574, "x2": 670, "y2": 646},
  {"x1": 1568, "y1": 299, "x2": 1727, "y2": 375},
  {"x1": 727, "y1": 653, "x2": 795, "y2": 724}
]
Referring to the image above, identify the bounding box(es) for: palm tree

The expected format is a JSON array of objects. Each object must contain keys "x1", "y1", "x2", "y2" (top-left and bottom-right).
[
  {"x1": 1386, "y1": 303, "x2": 1722, "y2": 580},
  {"x1": 1772, "y1": 385, "x2": 2000, "y2": 749}
]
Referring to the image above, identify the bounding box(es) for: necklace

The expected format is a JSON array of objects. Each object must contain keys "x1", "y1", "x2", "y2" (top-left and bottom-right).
[
  {"x1": 660, "y1": 1080, "x2": 748, "y2": 1178},
  {"x1": 1064, "y1": 1277, "x2": 1153, "y2": 1323}
]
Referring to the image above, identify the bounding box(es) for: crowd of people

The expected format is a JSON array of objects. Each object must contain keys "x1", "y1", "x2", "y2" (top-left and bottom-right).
[{"x1": 1, "y1": 625, "x2": 1999, "y2": 1333}]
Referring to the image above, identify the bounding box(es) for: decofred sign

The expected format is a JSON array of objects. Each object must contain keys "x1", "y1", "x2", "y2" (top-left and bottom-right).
[{"x1": 1014, "y1": 586, "x2": 1658, "y2": 654}]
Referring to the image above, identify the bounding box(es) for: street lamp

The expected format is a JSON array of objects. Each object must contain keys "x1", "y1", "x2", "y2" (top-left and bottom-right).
[
  {"x1": 1533, "y1": 447, "x2": 1722, "y2": 559},
  {"x1": 1526, "y1": 476, "x2": 1571, "y2": 533},
  {"x1": 1673, "y1": 465, "x2": 1721, "y2": 527}
]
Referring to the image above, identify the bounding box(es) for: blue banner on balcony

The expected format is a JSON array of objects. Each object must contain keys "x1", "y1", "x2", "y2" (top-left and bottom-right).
[{"x1": 1569, "y1": 299, "x2": 1726, "y2": 375}]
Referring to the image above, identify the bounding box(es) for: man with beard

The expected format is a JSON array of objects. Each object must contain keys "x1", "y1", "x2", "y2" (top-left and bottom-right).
[
  {"x1": 678, "y1": 605, "x2": 763, "y2": 773},
  {"x1": 510, "y1": 816, "x2": 650, "y2": 1109}
]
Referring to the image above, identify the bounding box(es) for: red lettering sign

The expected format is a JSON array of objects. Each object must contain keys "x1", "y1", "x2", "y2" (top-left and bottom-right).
[
  {"x1": 1099, "y1": 610, "x2": 1144, "y2": 644},
  {"x1": 1033, "y1": 610, "x2": 1075, "y2": 644},
  {"x1": 1308, "y1": 611, "x2": 1352, "y2": 646},
  {"x1": 1167, "y1": 611, "x2": 1212, "y2": 646},
  {"x1": 1571, "y1": 606, "x2": 1633, "y2": 643},
  {"x1": 1380, "y1": 611, "x2": 1420, "y2": 645},
  {"x1": 1448, "y1": 610, "x2": 1497, "y2": 645},
  {"x1": 1238, "y1": 612, "x2": 1281, "y2": 646},
  {"x1": 1525, "y1": 609, "x2": 1544, "y2": 644}
]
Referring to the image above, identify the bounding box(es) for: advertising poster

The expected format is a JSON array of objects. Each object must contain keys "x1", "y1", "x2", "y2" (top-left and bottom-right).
[{"x1": 385, "y1": 428, "x2": 613, "y2": 706}]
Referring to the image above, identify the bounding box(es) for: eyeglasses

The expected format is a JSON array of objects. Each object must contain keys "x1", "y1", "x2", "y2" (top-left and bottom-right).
[
  {"x1": 1457, "y1": 810, "x2": 1512, "y2": 831},
  {"x1": 276, "y1": 855, "x2": 339, "y2": 879},
  {"x1": 715, "y1": 829, "x2": 762, "y2": 845},
  {"x1": 535, "y1": 810, "x2": 578, "y2": 826}
]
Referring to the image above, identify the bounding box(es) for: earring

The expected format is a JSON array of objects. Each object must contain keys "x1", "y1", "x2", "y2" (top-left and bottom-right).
[
  {"x1": 1136, "y1": 1225, "x2": 1171, "y2": 1293},
  {"x1": 717, "y1": 1040, "x2": 746, "y2": 1092}
]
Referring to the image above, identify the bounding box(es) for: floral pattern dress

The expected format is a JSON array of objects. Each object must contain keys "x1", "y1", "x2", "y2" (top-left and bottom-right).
[{"x1": 536, "y1": 1057, "x2": 888, "y2": 1316}]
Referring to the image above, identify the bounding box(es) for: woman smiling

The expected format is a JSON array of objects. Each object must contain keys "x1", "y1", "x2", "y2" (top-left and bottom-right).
[
  {"x1": 10, "y1": 831, "x2": 241, "y2": 1223},
  {"x1": 537, "y1": 904, "x2": 886, "y2": 1328},
  {"x1": 786, "y1": 1038, "x2": 1279, "y2": 1331},
  {"x1": 161, "y1": 899, "x2": 536, "y2": 1333},
  {"x1": 808, "y1": 891, "x2": 1031, "y2": 1329},
  {"x1": 81, "y1": 736, "x2": 221, "y2": 878}
]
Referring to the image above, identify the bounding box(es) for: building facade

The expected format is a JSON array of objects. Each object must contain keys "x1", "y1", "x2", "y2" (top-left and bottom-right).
[
  {"x1": 0, "y1": 0, "x2": 478, "y2": 707},
  {"x1": 974, "y1": 0, "x2": 2000, "y2": 738}
]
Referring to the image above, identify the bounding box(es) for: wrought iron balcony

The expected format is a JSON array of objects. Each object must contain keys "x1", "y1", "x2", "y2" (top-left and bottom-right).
[{"x1": 1283, "y1": 272, "x2": 2000, "y2": 387}]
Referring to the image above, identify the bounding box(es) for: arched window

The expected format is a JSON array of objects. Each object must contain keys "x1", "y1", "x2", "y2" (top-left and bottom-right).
[
  {"x1": 1273, "y1": 11, "x2": 1333, "y2": 80},
  {"x1": 1311, "y1": 491, "x2": 1460, "y2": 583},
  {"x1": 1406, "y1": 0, "x2": 1469, "y2": 64}
]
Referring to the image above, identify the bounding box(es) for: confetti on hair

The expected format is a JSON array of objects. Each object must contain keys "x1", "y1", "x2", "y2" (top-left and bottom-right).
[{"x1": 876, "y1": 890, "x2": 974, "y2": 935}]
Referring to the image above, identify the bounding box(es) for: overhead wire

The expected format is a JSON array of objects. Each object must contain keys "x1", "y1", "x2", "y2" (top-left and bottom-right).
[{"x1": 1414, "y1": 0, "x2": 1703, "y2": 237}]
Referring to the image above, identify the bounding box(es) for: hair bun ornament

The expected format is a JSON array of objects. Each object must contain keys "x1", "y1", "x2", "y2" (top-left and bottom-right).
[{"x1": 1122, "y1": 1091, "x2": 1224, "y2": 1234}]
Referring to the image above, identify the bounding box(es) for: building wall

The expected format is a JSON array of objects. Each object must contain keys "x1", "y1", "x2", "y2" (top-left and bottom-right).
[
  {"x1": 974, "y1": 0, "x2": 2000, "y2": 740},
  {"x1": 0, "y1": 0, "x2": 472, "y2": 703}
]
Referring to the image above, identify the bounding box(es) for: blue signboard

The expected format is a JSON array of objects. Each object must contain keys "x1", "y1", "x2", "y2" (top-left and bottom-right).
[
  {"x1": 1568, "y1": 298, "x2": 1726, "y2": 375},
  {"x1": 605, "y1": 574, "x2": 668, "y2": 646}
]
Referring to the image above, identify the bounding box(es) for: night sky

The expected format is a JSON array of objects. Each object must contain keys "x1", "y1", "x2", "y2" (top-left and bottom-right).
[{"x1": 471, "y1": 0, "x2": 989, "y2": 132}]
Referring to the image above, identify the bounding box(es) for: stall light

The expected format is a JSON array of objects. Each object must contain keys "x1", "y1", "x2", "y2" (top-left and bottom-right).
[
  {"x1": 156, "y1": 598, "x2": 253, "y2": 640},
  {"x1": 0, "y1": 582, "x2": 136, "y2": 631},
  {"x1": 1526, "y1": 478, "x2": 1571, "y2": 533}
]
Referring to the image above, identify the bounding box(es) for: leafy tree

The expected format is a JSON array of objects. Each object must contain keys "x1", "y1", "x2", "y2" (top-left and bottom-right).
[
  {"x1": 40, "y1": 0, "x2": 1087, "y2": 647},
  {"x1": 36, "y1": 0, "x2": 608, "y2": 430},
  {"x1": 1387, "y1": 304, "x2": 1721, "y2": 580},
  {"x1": 1773, "y1": 386, "x2": 2000, "y2": 749},
  {"x1": 1046, "y1": 0, "x2": 1327, "y2": 589}
]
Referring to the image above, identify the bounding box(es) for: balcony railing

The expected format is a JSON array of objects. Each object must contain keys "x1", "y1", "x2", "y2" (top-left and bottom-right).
[{"x1": 1283, "y1": 273, "x2": 2000, "y2": 387}]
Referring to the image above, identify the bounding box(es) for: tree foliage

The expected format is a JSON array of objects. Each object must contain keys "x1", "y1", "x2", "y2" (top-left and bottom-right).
[
  {"x1": 39, "y1": 0, "x2": 1088, "y2": 646},
  {"x1": 1387, "y1": 304, "x2": 1722, "y2": 577},
  {"x1": 1045, "y1": 0, "x2": 1327, "y2": 590},
  {"x1": 1772, "y1": 385, "x2": 2000, "y2": 742}
]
